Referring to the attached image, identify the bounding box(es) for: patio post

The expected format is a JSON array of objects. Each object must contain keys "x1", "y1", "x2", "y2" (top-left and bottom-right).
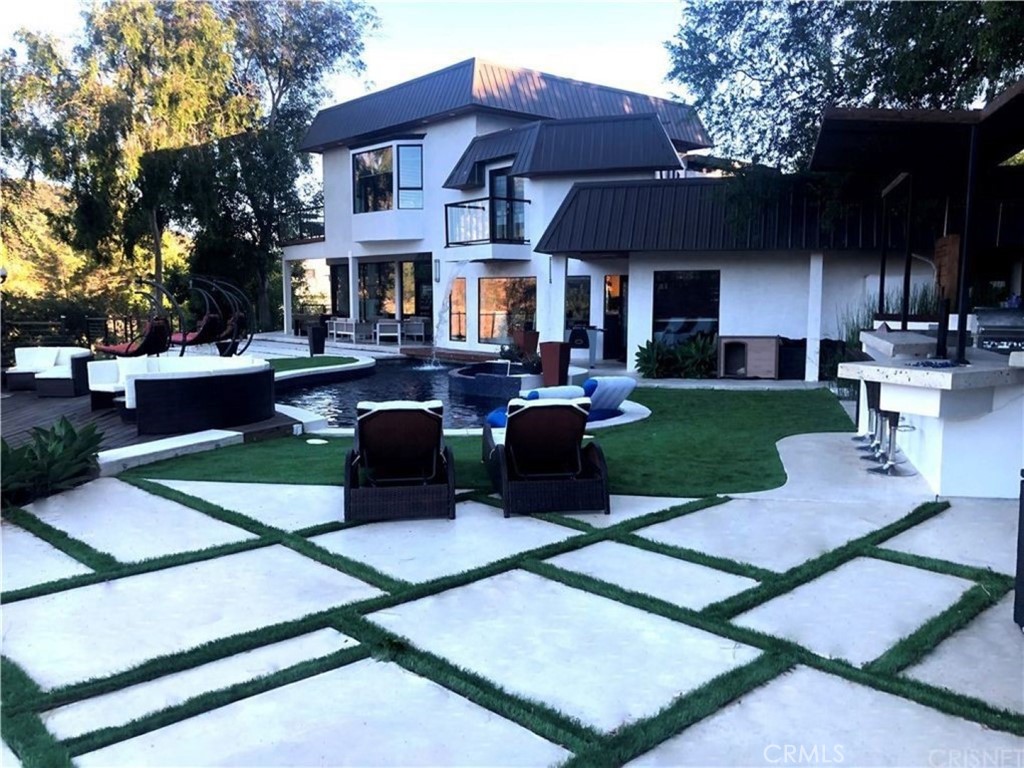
[
  {"x1": 955, "y1": 124, "x2": 979, "y2": 365},
  {"x1": 281, "y1": 253, "x2": 292, "y2": 334},
  {"x1": 539, "y1": 255, "x2": 568, "y2": 343},
  {"x1": 805, "y1": 252, "x2": 824, "y2": 382},
  {"x1": 348, "y1": 251, "x2": 360, "y2": 322}
]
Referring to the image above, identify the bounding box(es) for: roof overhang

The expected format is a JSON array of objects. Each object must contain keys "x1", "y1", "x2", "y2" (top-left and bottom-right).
[{"x1": 809, "y1": 80, "x2": 1024, "y2": 178}]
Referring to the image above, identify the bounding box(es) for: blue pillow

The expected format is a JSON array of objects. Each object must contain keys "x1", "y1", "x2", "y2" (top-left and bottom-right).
[
  {"x1": 582, "y1": 378, "x2": 598, "y2": 397},
  {"x1": 485, "y1": 407, "x2": 507, "y2": 427},
  {"x1": 525, "y1": 390, "x2": 540, "y2": 400}
]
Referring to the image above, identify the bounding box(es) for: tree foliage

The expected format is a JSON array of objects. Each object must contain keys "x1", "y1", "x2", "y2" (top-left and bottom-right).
[
  {"x1": 175, "y1": 0, "x2": 376, "y2": 328},
  {"x1": 4, "y1": 1, "x2": 253, "y2": 279},
  {"x1": 667, "y1": 1, "x2": 1024, "y2": 170},
  {"x1": 3, "y1": 0, "x2": 377, "y2": 330}
]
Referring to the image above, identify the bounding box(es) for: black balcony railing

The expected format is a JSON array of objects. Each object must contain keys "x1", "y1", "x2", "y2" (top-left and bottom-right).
[
  {"x1": 279, "y1": 206, "x2": 325, "y2": 245},
  {"x1": 445, "y1": 197, "x2": 530, "y2": 247}
]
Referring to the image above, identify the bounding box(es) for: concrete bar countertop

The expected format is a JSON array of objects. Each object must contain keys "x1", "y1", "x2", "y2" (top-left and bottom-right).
[{"x1": 838, "y1": 348, "x2": 1024, "y2": 391}]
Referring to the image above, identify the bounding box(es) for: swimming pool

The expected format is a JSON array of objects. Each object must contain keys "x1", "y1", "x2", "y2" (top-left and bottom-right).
[{"x1": 276, "y1": 359, "x2": 502, "y2": 428}]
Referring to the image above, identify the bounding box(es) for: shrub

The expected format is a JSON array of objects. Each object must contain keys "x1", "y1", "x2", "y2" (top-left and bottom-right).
[
  {"x1": 635, "y1": 339, "x2": 680, "y2": 378},
  {"x1": 1, "y1": 418, "x2": 103, "y2": 508},
  {"x1": 677, "y1": 332, "x2": 718, "y2": 378}
]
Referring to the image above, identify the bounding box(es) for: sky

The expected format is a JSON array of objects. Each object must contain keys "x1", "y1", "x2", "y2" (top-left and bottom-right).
[{"x1": 0, "y1": 0, "x2": 692, "y2": 109}]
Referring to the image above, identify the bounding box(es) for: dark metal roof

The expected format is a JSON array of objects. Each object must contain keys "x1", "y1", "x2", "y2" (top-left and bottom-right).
[
  {"x1": 299, "y1": 58, "x2": 711, "y2": 153},
  {"x1": 444, "y1": 115, "x2": 683, "y2": 190},
  {"x1": 536, "y1": 177, "x2": 889, "y2": 255},
  {"x1": 536, "y1": 174, "x2": 1024, "y2": 257},
  {"x1": 809, "y1": 80, "x2": 1024, "y2": 177},
  {"x1": 443, "y1": 126, "x2": 533, "y2": 189}
]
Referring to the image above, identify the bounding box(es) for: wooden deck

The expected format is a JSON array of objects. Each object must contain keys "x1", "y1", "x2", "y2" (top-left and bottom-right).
[{"x1": 0, "y1": 389, "x2": 299, "y2": 451}]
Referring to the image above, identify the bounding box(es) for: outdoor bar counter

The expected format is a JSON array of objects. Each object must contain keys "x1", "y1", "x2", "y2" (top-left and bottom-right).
[{"x1": 838, "y1": 333, "x2": 1024, "y2": 499}]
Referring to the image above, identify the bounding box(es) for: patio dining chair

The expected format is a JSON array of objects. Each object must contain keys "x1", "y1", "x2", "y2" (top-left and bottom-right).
[
  {"x1": 483, "y1": 397, "x2": 610, "y2": 517},
  {"x1": 344, "y1": 399, "x2": 456, "y2": 522},
  {"x1": 374, "y1": 320, "x2": 401, "y2": 345}
]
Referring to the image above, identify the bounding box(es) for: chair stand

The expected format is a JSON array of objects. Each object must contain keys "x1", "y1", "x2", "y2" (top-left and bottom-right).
[{"x1": 867, "y1": 411, "x2": 916, "y2": 477}]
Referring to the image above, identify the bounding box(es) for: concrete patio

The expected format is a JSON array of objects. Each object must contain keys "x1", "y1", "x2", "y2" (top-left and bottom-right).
[{"x1": 1, "y1": 431, "x2": 1020, "y2": 766}]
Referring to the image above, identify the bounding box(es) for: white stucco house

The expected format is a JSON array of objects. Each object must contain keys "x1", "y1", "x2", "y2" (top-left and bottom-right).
[{"x1": 282, "y1": 58, "x2": 940, "y2": 378}]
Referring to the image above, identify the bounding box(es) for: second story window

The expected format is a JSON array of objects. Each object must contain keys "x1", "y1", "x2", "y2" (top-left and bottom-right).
[
  {"x1": 353, "y1": 147, "x2": 393, "y2": 213},
  {"x1": 398, "y1": 145, "x2": 423, "y2": 209},
  {"x1": 353, "y1": 143, "x2": 424, "y2": 213}
]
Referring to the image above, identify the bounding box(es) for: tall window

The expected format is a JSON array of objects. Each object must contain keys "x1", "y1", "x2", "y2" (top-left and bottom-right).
[
  {"x1": 479, "y1": 277, "x2": 536, "y2": 344},
  {"x1": 353, "y1": 147, "x2": 393, "y2": 213},
  {"x1": 330, "y1": 263, "x2": 350, "y2": 317},
  {"x1": 358, "y1": 261, "x2": 396, "y2": 318},
  {"x1": 397, "y1": 145, "x2": 423, "y2": 209},
  {"x1": 449, "y1": 278, "x2": 466, "y2": 341},
  {"x1": 652, "y1": 270, "x2": 720, "y2": 345},
  {"x1": 489, "y1": 168, "x2": 526, "y2": 242},
  {"x1": 565, "y1": 276, "x2": 591, "y2": 328}
]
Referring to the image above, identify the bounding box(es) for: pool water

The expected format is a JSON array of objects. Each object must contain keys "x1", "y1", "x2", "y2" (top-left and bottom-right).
[{"x1": 276, "y1": 359, "x2": 502, "y2": 428}]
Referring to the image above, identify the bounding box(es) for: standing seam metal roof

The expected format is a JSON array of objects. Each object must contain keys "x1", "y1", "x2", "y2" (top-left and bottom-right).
[
  {"x1": 443, "y1": 115, "x2": 684, "y2": 189},
  {"x1": 535, "y1": 178, "x2": 893, "y2": 255},
  {"x1": 299, "y1": 58, "x2": 711, "y2": 152}
]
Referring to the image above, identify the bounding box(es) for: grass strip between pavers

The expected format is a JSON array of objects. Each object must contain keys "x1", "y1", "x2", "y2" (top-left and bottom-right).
[
  {"x1": 561, "y1": 654, "x2": 795, "y2": 768},
  {"x1": 12, "y1": 607, "x2": 348, "y2": 714},
  {"x1": 1, "y1": 537, "x2": 274, "y2": 604},
  {"x1": 865, "y1": 581, "x2": 1013, "y2": 676},
  {"x1": 1, "y1": 507, "x2": 120, "y2": 571},
  {"x1": 614, "y1": 531, "x2": 774, "y2": 582},
  {"x1": 62, "y1": 645, "x2": 370, "y2": 758},
  {"x1": 703, "y1": 500, "x2": 951, "y2": 620},
  {"x1": 124, "y1": 477, "x2": 409, "y2": 594},
  {"x1": 332, "y1": 613, "x2": 601, "y2": 755},
  {"x1": 867, "y1": 545, "x2": 1016, "y2": 583},
  {"x1": 2, "y1": 657, "x2": 74, "y2": 768}
]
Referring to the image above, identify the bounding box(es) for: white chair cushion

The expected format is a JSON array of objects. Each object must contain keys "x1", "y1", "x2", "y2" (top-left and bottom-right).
[
  {"x1": 34, "y1": 365, "x2": 73, "y2": 381},
  {"x1": 13, "y1": 347, "x2": 59, "y2": 372}
]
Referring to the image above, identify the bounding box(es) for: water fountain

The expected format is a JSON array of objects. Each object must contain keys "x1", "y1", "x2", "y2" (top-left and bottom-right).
[{"x1": 415, "y1": 262, "x2": 465, "y2": 371}]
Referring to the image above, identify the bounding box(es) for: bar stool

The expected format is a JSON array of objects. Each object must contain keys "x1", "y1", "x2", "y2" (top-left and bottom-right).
[
  {"x1": 867, "y1": 409, "x2": 916, "y2": 477},
  {"x1": 852, "y1": 380, "x2": 879, "y2": 444},
  {"x1": 857, "y1": 381, "x2": 885, "y2": 461}
]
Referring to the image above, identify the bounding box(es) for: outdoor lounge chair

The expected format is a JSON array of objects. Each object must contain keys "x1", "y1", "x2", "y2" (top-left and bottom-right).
[
  {"x1": 344, "y1": 399, "x2": 456, "y2": 522},
  {"x1": 483, "y1": 397, "x2": 610, "y2": 518}
]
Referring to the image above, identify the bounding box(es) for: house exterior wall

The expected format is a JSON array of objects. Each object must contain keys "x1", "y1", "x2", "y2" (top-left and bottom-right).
[
  {"x1": 624, "y1": 251, "x2": 935, "y2": 373},
  {"x1": 283, "y1": 106, "x2": 936, "y2": 376}
]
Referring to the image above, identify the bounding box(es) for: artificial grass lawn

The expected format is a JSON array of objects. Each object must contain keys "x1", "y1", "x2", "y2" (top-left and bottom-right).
[
  {"x1": 123, "y1": 388, "x2": 853, "y2": 497},
  {"x1": 268, "y1": 356, "x2": 357, "y2": 372}
]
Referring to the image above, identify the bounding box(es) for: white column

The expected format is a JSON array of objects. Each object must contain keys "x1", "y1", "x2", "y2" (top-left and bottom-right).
[
  {"x1": 347, "y1": 251, "x2": 359, "y2": 321},
  {"x1": 540, "y1": 255, "x2": 568, "y2": 343},
  {"x1": 625, "y1": 260, "x2": 652, "y2": 373},
  {"x1": 281, "y1": 253, "x2": 292, "y2": 334},
  {"x1": 805, "y1": 252, "x2": 825, "y2": 382}
]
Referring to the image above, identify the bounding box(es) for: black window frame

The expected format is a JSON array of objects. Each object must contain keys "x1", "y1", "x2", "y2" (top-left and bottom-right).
[
  {"x1": 352, "y1": 146, "x2": 394, "y2": 214},
  {"x1": 397, "y1": 144, "x2": 424, "y2": 210}
]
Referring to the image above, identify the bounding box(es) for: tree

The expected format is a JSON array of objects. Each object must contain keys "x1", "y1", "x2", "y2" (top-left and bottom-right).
[
  {"x1": 666, "y1": 1, "x2": 1024, "y2": 170},
  {"x1": 175, "y1": 0, "x2": 377, "y2": 329},
  {"x1": 3, "y1": 1, "x2": 253, "y2": 284}
]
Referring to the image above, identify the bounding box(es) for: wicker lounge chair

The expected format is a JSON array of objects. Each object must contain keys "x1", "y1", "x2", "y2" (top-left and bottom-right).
[
  {"x1": 344, "y1": 399, "x2": 456, "y2": 522},
  {"x1": 483, "y1": 397, "x2": 610, "y2": 518}
]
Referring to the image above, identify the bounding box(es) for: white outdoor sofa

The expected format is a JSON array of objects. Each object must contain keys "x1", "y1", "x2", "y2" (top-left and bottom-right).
[
  {"x1": 87, "y1": 355, "x2": 275, "y2": 434},
  {"x1": 6, "y1": 347, "x2": 93, "y2": 396}
]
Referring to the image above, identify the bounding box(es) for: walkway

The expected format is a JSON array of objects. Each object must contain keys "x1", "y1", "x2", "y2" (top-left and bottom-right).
[{"x1": 1, "y1": 432, "x2": 1019, "y2": 766}]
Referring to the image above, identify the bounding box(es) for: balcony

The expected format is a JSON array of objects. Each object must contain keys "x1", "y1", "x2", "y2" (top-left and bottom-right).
[
  {"x1": 279, "y1": 206, "x2": 325, "y2": 246},
  {"x1": 444, "y1": 197, "x2": 532, "y2": 261}
]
